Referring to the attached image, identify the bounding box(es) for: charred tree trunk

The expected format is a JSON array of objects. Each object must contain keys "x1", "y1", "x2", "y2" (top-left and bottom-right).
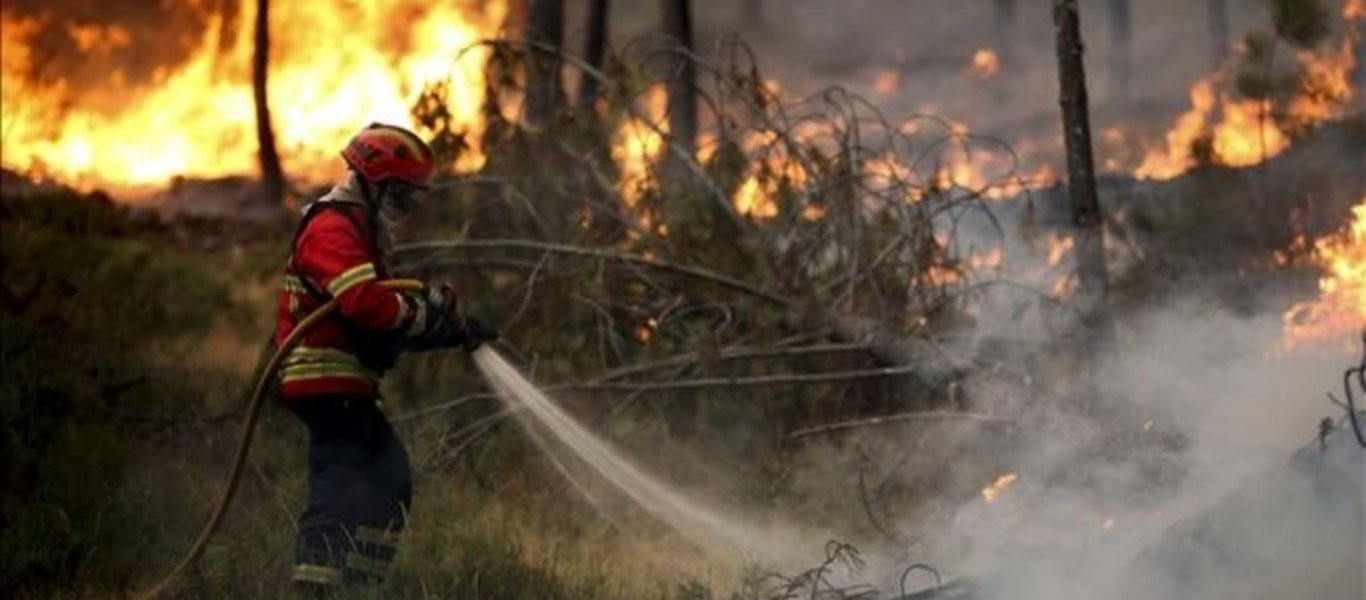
[
  {"x1": 1053, "y1": 0, "x2": 1115, "y2": 393},
  {"x1": 1352, "y1": 13, "x2": 1366, "y2": 105},
  {"x1": 743, "y1": 0, "x2": 764, "y2": 32},
  {"x1": 1106, "y1": 0, "x2": 1132, "y2": 104},
  {"x1": 526, "y1": 0, "x2": 565, "y2": 130},
  {"x1": 660, "y1": 0, "x2": 698, "y2": 160},
  {"x1": 252, "y1": 0, "x2": 284, "y2": 209},
  {"x1": 577, "y1": 0, "x2": 610, "y2": 113},
  {"x1": 1207, "y1": 0, "x2": 1229, "y2": 68},
  {"x1": 994, "y1": 0, "x2": 1017, "y2": 61}
]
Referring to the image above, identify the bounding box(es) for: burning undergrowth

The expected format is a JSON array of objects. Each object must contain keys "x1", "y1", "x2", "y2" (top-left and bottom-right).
[{"x1": 2, "y1": 1, "x2": 1365, "y2": 598}]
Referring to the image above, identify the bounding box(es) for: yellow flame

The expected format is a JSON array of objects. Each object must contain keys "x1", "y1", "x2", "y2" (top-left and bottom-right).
[
  {"x1": 610, "y1": 84, "x2": 669, "y2": 209},
  {"x1": 1136, "y1": 30, "x2": 1358, "y2": 182},
  {"x1": 733, "y1": 175, "x2": 778, "y2": 218},
  {"x1": 1283, "y1": 200, "x2": 1366, "y2": 350},
  {"x1": 1046, "y1": 233, "x2": 1075, "y2": 267},
  {"x1": 727, "y1": 129, "x2": 809, "y2": 220},
  {"x1": 1, "y1": 2, "x2": 507, "y2": 191},
  {"x1": 982, "y1": 473, "x2": 1017, "y2": 502},
  {"x1": 1134, "y1": 78, "x2": 1291, "y2": 179}
]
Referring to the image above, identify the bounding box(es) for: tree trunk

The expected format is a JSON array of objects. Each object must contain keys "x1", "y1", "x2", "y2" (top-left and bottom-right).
[
  {"x1": 743, "y1": 0, "x2": 764, "y2": 32},
  {"x1": 578, "y1": 0, "x2": 610, "y2": 113},
  {"x1": 1207, "y1": 0, "x2": 1229, "y2": 68},
  {"x1": 526, "y1": 0, "x2": 565, "y2": 130},
  {"x1": 1106, "y1": 0, "x2": 1132, "y2": 104},
  {"x1": 660, "y1": 0, "x2": 698, "y2": 159},
  {"x1": 994, "y1": 0, "x2": 1016, "y2": 60},
  {"x1": 1053, "y1": 0, "x2": 1115, "y2": 392},
  {"x1": 1351, "y1": 11, "x2": 1366, "y2": 105},
  {"x1": 252, "y1": 0, "x2": 284, "y2": 209}
]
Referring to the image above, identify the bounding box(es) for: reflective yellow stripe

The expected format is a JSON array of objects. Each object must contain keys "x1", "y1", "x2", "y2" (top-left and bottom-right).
[
  {"x1": 280, "y1": 364, "x2": 378, "y2": 383},
  {"x1": 354, "y1": 525, "x2": 401, "y2": 548},
  {"x1": 344, "y1": 552, "x2": 390, "y2": 576},
  {"x1": 281, "y1": 346, "x2": 377, "y2": 383},
  {"x1": 327, "y1": 263, "x2": 377, "y2": 296},
  {"x1": 292, "y1": 564, "x2": 342, "y2": 585},
  {"x1": 287, "y1": 346, "x2": 363, "y2": 363}
]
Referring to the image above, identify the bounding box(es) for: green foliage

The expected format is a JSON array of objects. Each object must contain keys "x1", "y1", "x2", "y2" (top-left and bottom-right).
[
  {"x1": 674, "y1": 579, "x2": 715, "y2": 600},
  {"x1": 0, "y1": 192, "x2": 228, "y2": 588}
]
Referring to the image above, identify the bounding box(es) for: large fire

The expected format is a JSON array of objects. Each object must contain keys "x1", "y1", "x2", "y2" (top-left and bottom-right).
[
  {"x1": 1, "y1": 1, "x2": 507, "y2": 191},
  {"x1": 1135, "y1": 14, "x2": 1358, "y2": 180},
  {"x1": 1283, "y1": 200, "x2": 1366, "y2": 350},
  {"x1": 1134, "y1": 79, "x2": 1289, "y2": 180}
]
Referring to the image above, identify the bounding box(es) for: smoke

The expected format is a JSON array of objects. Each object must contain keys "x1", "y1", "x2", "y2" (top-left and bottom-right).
[
  {"x1": 900, "y1": 293, "x2": 1364, "y2": 599},
  {"x1": 469, "y1": 233, "x2": 1361, "y2": 598}
]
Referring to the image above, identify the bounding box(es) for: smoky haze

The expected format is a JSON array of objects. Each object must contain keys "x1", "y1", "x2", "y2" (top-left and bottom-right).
[
  {"x1": 3, "y1": 1, "x2": 1360, "y2": 598},
  {"x1": 593, "y1": 0, "x2": 1271, "y2": 172},
  {"x1": 891, "y1": 296, "x2": 1364, "y2": 599}
]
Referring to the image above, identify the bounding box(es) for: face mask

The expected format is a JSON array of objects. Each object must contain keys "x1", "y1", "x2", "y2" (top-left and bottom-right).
[{"x1": 384, "y1": 181, "x2": 425, "y2": 215}]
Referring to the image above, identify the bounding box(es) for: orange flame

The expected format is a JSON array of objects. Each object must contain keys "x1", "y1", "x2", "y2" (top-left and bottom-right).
[
  {"x1": 1283, "y1": 200, "x2": 1366, "y2": 350},
  {"x1": 1287, "y1": 39, "x2": 1357, "y2": 128},
  {"x1": 1345, "y1": 0, "x2": 1365, "y2": 20},
  {"x1": 970, "y1": 48, "x2": 1001, "y2": 80},
  {"x1": 1, "y1": 2, "x2": 507, "y2": 191},
  {"x1": 981, "y1": 473, "x2": 1017, "y2": 502},
  {"x1": 1136, "y1": 30, "x2": 1357, "y2": 181},
  {"x1": 1134, "y1": 79, "x2": 1288, "y2": 180},
  {"x1": 610, "y1": 84, "x2": 669, "y2": 209},
  {"x1": 873, "y1": 69, "x2": 902, "y2": 96},
  {"x1": 1046, "y1": 233, "x2": 1076, "y2": 267},
  {"x1": 728, "y1": 129, "x2": 809, "y2": 220}
]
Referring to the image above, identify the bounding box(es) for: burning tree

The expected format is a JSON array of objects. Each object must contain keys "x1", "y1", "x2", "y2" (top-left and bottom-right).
[{"x1": 3, "y1": 2, "x2": 1365, "y2": 597}]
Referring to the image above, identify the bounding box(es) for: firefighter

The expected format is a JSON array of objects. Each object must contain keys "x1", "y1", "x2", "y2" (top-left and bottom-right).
[{"x1": 274, "y1": 123, "x2": 491, "y2": 593}]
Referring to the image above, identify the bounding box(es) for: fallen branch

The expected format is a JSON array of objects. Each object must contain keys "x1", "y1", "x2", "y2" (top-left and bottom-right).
[
  {"x1": 789, "y1": 410, "x2": 1010, "y2": 440},
  {"x1": 396, "y1": 359, "x2": 924, "y2": 421},
  {"x1": 574, "y1": 364, "x2": 930, "y2": 392},
  {"x1": 585, "y1": 342, "x2": 872, "y2": 383},
  {"x1": 394, "y1": 238, "x2": 790, "y2": 306}
]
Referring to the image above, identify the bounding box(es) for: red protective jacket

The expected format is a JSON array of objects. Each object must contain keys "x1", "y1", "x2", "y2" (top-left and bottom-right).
[{"x1": 273, "y1": 200, "x2": 422, "y2": 399}]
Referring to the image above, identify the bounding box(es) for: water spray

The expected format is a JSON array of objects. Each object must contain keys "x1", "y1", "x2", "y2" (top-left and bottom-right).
[
  {"x1": 471, "y1": 347, "x2": 791, "y2": 562},
  {"x1": 138, "y1": 279, "x2": 785, "y2": 599}
]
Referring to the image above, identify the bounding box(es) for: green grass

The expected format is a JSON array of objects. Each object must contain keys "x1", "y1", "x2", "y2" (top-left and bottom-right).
[{"x1": 0, "y1": 191, "x2": 710, "y2": 599}]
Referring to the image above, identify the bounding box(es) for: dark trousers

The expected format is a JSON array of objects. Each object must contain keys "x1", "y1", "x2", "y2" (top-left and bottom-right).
[{"x1": 288, "y1": 395, "x2": 412, "y2": 588}]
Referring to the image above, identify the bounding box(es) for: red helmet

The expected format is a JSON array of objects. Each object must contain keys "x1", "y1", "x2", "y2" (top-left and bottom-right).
[{"x1": 341, "y1": 123, "x2": 436, "y2": 188}]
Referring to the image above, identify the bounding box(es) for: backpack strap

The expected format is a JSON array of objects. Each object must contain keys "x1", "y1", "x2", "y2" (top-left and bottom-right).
[{"x1": 287, "y1": 201, "x2": 380, "y2": 303}]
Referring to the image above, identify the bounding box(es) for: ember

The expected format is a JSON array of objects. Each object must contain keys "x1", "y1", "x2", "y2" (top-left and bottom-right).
[{"x1": 981, "y1": 473, "x2": 1018, "y2": 502}]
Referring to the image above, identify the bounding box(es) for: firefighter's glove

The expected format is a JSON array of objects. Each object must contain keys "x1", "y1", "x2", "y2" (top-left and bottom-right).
[
  {"x1": 456, "y1": 315, "x2": 498, "y2": 352},
  {"x1": 401, "y1": 287, "x2": 463, "y2": 352}
]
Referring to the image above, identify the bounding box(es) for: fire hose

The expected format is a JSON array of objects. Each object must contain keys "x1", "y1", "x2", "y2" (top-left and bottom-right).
[{"x1": 136, "y1": 279, "x2": 426, "y2": 600}]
